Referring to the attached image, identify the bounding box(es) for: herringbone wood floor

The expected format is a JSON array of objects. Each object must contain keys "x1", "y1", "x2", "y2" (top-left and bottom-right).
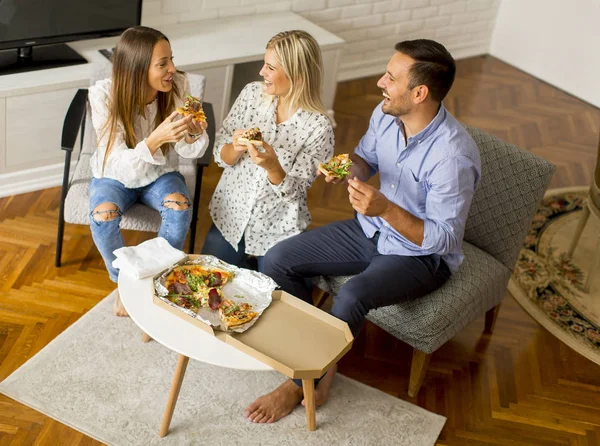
[{"x1": 1, "y1": 56, "x2": 599, "y2": 445}]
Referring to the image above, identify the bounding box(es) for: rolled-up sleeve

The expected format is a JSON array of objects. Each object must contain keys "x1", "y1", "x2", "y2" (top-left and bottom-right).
[
  {"x1": 270, "y1": 122, "x2": 334, "y2": 202},
  {"x1": 421, "y1": 154, "x2": 479, "y2": 254}
]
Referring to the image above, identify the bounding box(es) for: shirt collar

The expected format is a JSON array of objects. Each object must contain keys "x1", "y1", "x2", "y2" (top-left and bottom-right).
[
  {"x1": 398, "y1": 103, "x2": 447, "y2": 144},
  {"x1": 265, "y1": 93, "x2": 311, "y2": 127}
]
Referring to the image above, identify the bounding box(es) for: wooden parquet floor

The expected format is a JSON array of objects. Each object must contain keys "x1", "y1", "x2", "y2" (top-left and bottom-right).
[{"x1": 1, "y1": 55, "x2": 600, "y2": 445}]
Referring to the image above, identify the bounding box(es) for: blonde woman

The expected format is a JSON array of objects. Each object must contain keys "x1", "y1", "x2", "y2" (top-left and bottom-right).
[
  {"x1": 201, "y1": 30, "x2": 334, "y2": 272},
  {"x1": 88, "y1": 26, "x2": 209, "y2": 315}
]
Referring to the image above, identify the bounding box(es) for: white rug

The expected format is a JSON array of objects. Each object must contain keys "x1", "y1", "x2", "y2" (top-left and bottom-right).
[{"x1": 0, "y1": 291, "x2": 446, "y2": 445}]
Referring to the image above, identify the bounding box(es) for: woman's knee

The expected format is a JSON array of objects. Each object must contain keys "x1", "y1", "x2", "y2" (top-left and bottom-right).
[
  {"x1": 92, "y1": 203, "x2": 120, "y2": 222},
  {"x1": 163, "y1": 193, "x2": 191, "y2": 211}
]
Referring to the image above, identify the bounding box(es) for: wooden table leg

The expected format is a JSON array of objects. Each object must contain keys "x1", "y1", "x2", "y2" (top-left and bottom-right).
[
  {"x1": 141, "y1": 332, "x2": 152, "y2": 343},
  {"x1": 159, "y1": 354, "x2": 189, "y2": 437},
  {"x1": 302, "y1": 379, "x2": 316, "y2": 431}
]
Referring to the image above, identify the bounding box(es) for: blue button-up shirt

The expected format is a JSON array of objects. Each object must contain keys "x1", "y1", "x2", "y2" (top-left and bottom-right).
[{"x1": 355, "y1": 103, "x2": 481, "y2": 273}]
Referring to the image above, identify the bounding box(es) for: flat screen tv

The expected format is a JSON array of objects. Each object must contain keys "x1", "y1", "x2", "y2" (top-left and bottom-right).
[{"x1": 0, "y1": 0, "x2": 142, "y2": 76}]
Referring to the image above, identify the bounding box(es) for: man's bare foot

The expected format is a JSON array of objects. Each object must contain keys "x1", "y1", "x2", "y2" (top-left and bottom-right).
[
  {"x1": 113, "y1": 291, "x2": 129, "y2": 317},
  {"x1": 302, "y1": 364, "x2": 337, "y2": 407},
  {"x1": 245, "y1": 380, "x2": 303, "y2": 423}
]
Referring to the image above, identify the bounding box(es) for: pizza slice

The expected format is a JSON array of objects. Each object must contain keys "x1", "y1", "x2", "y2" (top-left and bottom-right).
[
  {"x1": 318, "y1": 153, "x2": 353, "y2": 179},
  {"x1": 196, "y1": 287, "x2": 224, "y2": 310},
  {"x1": 166, "y1": 293, "x2": 200, "y2": 312},
  {"x1": 177, "y1": 94, "x2": 206, "y2": 122},
  {"x1": 218, "y1": 299, "x2": 258, "y2": 328},
  {"x1": 165, "y1": 265, "x2": 234, "y2": 294},
  {"x1": 236, "y1": 127, "x2": 263, "y2": 147}
]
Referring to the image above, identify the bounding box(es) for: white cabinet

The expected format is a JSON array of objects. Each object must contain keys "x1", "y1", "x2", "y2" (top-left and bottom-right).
[
  {"x1": 5, "y1": 88, "x2": 77, "y2": 170},
  {"x1": 0, "y1": 12, "x2": 344, "y2": 197},
  {"x1": 0, "y1": 98, "x2": 5, "y2": 171}
]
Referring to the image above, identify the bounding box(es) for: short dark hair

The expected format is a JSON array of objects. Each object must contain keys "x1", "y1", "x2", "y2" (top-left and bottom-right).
[{"x1": 394, "y1": 39, "x2": 456, "y2": 102}]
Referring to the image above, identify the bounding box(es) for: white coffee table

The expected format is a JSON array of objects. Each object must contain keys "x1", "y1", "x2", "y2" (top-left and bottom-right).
[{"x1": 118, "y1": 273, "x2": 273, "y2": 437}]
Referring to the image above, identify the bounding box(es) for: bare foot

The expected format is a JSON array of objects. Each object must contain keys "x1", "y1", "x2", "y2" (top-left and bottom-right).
[
  {"x1": 113, "y1": 291, "x2": 129, "y2": 317},
  {"x1": 302, "y1": 364, "x2": 337, "y2": 407},
  {"x1": 244, "y1": 380, "x2": 303, "y2": 423}
]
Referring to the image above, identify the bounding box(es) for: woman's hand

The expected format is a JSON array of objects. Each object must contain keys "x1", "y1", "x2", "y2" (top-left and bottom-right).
[
  {"x1": 247, "y1": 141, "x2": 279, "y2": 171},
  {"x1": 186, "y1": 118, "x2": 208, "y2": 138},
  {"x1": 146, "y1": 112, "x2": 192, "y2": 153},
  {"x1": 247, "y1": 141, "x2": 286, "y2": 185},
  {"x1": 232, "y1": 129, "x2": 249, "y2": 153}
]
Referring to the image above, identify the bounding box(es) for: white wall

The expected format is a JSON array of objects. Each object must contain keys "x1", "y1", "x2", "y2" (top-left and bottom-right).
[
  {"x1": 491, "y1": 0, "x2": 600, "y2": 108},
  {"x1": 143, "y1": 0, "x2": 502, "y2": 81}
]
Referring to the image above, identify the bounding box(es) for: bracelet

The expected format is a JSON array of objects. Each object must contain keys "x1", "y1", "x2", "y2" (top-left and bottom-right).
[{"x1": 188, "y1": 132, "x2": 202, "y2": 139}]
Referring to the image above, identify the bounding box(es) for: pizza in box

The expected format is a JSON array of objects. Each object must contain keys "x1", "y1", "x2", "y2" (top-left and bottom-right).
[{"x1": 154, "y1": 256, "x2": 275, "y2": 332}]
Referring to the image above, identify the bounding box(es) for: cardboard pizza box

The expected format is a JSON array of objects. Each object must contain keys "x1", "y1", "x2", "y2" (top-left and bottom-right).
[{"x1": 153, "y1": 289, "x2": 353, "y2": 380}]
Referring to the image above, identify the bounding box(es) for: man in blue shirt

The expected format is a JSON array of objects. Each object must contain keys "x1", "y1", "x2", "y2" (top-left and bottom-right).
[{"x1": 245, "y1": 39, "x2": 481, "y2": 424}]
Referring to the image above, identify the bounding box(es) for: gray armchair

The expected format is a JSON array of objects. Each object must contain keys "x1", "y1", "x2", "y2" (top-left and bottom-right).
[
  {"x1": 314, "y1": 125, "x2": 556, "y2": 397},
  {"x1": 55, "y1": 66, "x2": 215, "y2": 267}
]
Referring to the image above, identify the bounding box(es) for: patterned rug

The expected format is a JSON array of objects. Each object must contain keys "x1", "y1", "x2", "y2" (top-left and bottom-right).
[
  {"x1": 0, "y1": 292, "x2": 445, "y2": 445},
  {"x1": 508, "y1": 186, "x2": 600, "y2": 366}
]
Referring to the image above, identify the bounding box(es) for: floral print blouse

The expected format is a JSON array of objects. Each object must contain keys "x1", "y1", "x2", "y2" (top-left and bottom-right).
[{"x1": 210, "y1": 82, "x2": 334, "y2": 256}]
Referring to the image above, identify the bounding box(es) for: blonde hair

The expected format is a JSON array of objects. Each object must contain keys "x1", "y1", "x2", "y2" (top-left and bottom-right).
[
  {"x1": 101, "y1": 26, "x2": 182, "y2": 171},
  {"x1": 266, "y1": 30, "x2": 327, "y2": 116}
]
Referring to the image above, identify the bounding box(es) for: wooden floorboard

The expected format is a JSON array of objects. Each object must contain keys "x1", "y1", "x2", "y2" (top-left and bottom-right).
[{"x1": 1, "y1": 55, "x2": 599, "y2": 445}]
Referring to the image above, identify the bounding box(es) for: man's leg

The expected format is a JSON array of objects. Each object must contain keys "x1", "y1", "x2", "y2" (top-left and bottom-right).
[
  {"x1": 263, "y1": 218, "x2": 376, "y2": 303},
  {"x1": 296, "y1": 255, "x2": 450, "y2": 408},
  {"x1": 331, "y1": 253, "x2": 451, "y2": 337},
  {"x1": 246, "y1": 219, "x2": 376, "y2": 423}
]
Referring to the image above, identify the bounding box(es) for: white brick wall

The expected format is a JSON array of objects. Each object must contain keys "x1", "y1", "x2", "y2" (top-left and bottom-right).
[{"x1": 141, "y1": 0, "x2": 502, "y2": 81}]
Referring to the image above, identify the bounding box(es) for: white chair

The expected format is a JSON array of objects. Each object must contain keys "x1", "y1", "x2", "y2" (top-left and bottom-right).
[{"x1": 55, "y1": 65, "x2": 215, "y2": 267}]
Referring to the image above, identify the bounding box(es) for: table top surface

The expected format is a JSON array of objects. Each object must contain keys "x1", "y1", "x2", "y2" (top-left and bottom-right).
[{"x1": 118, "y1": 273, "x2": 272, "y2": 371}]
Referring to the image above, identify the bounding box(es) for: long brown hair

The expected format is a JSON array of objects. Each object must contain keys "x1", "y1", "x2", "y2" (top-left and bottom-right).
[
  {"x1": 266, "y1": 30, "x2": 326, "y2": 116},
  {"x1": 101, "y1": 26, "x2": 181, "y2": 169}
]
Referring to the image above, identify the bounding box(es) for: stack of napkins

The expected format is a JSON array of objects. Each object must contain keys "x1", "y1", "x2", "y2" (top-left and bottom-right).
[{"x1": 112, "y1": 237, "x2": 186, "y2": 279}]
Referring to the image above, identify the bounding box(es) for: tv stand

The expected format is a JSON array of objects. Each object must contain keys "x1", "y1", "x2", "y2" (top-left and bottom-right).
[
  {"x1": 0, "y1": 12, "x2": 344, "y2": 198},
  {"x1": 0, "y1": 43, "x2": 87, "y2": 76}
]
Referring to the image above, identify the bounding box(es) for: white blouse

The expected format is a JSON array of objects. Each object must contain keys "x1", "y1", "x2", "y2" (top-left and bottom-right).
[
  {"x1": 210, "y1": 82, "x2": 334, "y2": 256},
  {"x1": 89, "y1": 73, "x2": 209, "y2": 189}
]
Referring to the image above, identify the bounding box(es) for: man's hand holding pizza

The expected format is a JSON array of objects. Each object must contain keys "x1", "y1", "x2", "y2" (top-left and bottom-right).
[{"x1": 318, "y1": 153, "x2": 371, "y2": 184}]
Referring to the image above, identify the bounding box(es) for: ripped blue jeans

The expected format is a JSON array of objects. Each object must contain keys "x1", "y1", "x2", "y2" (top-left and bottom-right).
[{"x1": 89, "y1": 171, "x2": 192, "y2": 282}]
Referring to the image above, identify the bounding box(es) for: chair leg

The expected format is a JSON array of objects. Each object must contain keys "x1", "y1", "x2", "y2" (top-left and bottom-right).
[
  {"x1": 188, "y1": 166, "x2": 203, "y2": 254},
  {"x1": 55, "y1": 150, "x2": 72, "y2": 267},
  {"x1": 484, "y1": 304, "x2": 501, "y2": 334},
  {"x1": 408, "y1": 349, "x2": 431, "y2": 397},
  {"x1": 568, "y1": 203, "x2": 590, "y2": 257},
  {"x1": 313, "y1": 289, "x2": 330, "y2": 309},
  {"x1": 56, "y1": 210, "x2": 65, "y2": 268}
]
